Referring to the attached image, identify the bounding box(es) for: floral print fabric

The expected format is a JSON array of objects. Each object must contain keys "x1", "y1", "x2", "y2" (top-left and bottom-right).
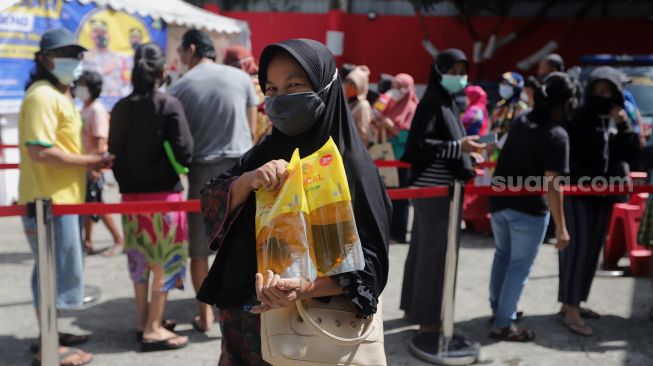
[{"x1": 122, "y1": 192, "x2": 189, "y2": 292}]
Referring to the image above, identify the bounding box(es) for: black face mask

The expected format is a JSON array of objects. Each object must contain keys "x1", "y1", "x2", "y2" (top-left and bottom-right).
[
  {"x1": 265, "y1": 73, "x2": 336, "y2": 136},
  {"x1": 589, "y1": 95, "x2": 614, "y2": 115},
  {"x1": 96, "y1": 34, "x2": 108, "y2": 49}
]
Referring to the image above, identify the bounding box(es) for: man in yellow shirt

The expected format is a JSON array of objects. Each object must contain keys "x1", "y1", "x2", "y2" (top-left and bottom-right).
[{"x1": 20, "y1": 28, "x2": 113, "y2": 366}]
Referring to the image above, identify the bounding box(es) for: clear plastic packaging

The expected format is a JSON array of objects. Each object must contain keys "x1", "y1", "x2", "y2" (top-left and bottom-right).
[
  {"x1": 256, "y1": 149, "x2": 316, "y2": 280},
  {"x1": 301, "y1": 137, "x2": 365, "y2": 276}
]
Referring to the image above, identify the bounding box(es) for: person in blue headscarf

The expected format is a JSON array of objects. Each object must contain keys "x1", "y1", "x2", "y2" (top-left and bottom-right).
[{"x1": 491, "y1": 72, "x2": 530, "y2": 161}]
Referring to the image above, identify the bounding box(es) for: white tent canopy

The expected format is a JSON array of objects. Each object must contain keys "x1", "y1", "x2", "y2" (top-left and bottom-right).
[
  {"x1": 0, "y1": 0, "x2": 18, "y2": 12},
  {"x1": 78, "y1": 0, "x2": 243, "y2": 34}
]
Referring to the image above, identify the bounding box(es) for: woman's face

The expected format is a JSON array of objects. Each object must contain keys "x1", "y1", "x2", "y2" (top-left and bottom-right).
[
  {"x1": 265, "y1": 51, "x2": 312, "y2": 97},
  {"x1": 592, "y1": 80, "x2": 614, "y2": 99},
  {"x1": 446, "y1": 61, "x2": 467, "y2": 76}
]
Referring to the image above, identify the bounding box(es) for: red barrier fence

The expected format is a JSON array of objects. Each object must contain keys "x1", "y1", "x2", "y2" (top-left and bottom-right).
[{"x1": 1, "y1": 184, "x2": 652, "y2": 218}]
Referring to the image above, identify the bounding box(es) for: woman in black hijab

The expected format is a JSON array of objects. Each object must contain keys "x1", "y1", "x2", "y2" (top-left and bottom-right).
[
  {"x1": 198, "y1": 39, "x2": 391, "y2": 364},
  {"x1": 400, "y1": 49, "x2": 484, "y2": 358}
]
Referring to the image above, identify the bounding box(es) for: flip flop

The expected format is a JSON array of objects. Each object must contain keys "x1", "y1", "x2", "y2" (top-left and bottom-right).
[
  {"x1": 30, "y1": 333, "x2": 89, "y2": 354},
  {"x1": 102, "y1": 245, "x2": 124, "y2": 257},
  {"x1": 563, "y1": 320, "x2": 593, "y2": 337},
  {"x1": 192, "y1": 315, "x2": 209, "y2": 333},
  {"x1": 31, "y1": 347, "x2": 93, "y2": 366},
  {"x1": 649, "y1": 306, "x2": 653, "y2": 321},
  {"x1": 141, "y1": 336, "x2": 188, "y2": 352},
  {"x1": 558, "y1": 307, "x2": 601, "y2": 319},
  {"x1": 136, "y1": 319, "x2": 177, "y2": 342}
]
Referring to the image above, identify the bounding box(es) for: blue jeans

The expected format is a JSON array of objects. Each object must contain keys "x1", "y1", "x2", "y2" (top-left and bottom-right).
[
  {"x1": 490, "y1": 209, "x2": 549, "y2": 328},
  {"x1": 22, "y1": 215, "x2": 84, "y2": 309}
]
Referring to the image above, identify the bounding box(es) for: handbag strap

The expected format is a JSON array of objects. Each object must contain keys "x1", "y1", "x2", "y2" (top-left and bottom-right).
[{"x1": 295, "y1": 300, "x2": 376, "y2": 346}]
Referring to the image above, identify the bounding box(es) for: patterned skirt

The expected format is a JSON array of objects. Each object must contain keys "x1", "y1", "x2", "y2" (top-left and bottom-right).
[{"x1": 122, "y1": 192, "x2": 188, "y2": 291}]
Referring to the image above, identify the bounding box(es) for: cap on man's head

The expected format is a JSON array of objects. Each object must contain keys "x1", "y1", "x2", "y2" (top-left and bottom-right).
[
  {"x1": 545, "y1": 53, "x2": 565, "y2": 72},
  {"x1": 39, "y1": 28, "x2": 87, "y2": 53}
]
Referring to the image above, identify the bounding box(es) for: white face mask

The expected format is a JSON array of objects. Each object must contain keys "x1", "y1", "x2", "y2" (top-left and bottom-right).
[
  {"x1": 499, "y1": 84, "x2": 514, "y2": 100},
  {"x1": 388, "y1": 88, "x2": 405, "y2": 102},
  {"x1": 75, "y1": 86, "x2": 91, "y2": 102},
  {"x1": 179, "y1": 61, "x2": 189, "y2": 75},
  {"x1": 51, "y1": 58, "x2": 83, "y2": 85}
]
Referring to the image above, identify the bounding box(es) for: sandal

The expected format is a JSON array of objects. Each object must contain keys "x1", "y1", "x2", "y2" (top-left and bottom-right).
[
  {"x1": 141, "y1": 335, "x2": 188, "y2": 352},
  {"x1": 136, "y1": 319, "x2": 177, "y2": 342},
  {"x1": 31, "y1": 347, "x2": 93, "y2": 366},
  {"x1": 489, "y1": 311, "x2": 524, "y2": 325},
  {"x1": 192, "y1": 315, "x2": 210, "y2": 333},
  {"x1": 489, "y1": 326, "x2": 535, "y2": 342},
  {"x1": 30, "y1": 333, "x2": 89, "y2": 354},
  {"x1": 649, "y1": 306, "x2": 653, "y2": 321},
  {"x1": 563, "y1": 320, "x2": 593, "y2": 336},
  {"x1": 102, "y1": 244, "x2": 124, "y2": 257},
  {"x1": 558, "y1": 307, "x2": 601, "y2": 319}
]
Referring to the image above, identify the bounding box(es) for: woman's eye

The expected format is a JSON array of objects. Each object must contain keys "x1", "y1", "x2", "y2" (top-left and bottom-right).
[
  {"x1": 288, "y1": 83, "x2": 301, "y2": 88},
  {"x1": 265, "y1": 86, "x2": 276, "y2": 92}
]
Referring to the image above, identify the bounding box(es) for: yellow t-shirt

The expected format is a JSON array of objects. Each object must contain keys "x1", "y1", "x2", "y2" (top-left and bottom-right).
[{"x1": 18, "y1": 80, "x2": 86, "y2": 205}]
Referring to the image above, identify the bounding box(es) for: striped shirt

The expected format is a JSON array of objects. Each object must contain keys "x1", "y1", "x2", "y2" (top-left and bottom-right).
[{"x1": 413, "y1": 139, "x2": 462, "y2": 187}]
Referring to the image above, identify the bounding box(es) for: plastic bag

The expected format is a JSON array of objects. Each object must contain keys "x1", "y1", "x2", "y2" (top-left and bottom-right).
[
  {"x1": 301, "y1": 137, "x2": 365, "y2": 276},
  {"x1": 256, "y1": 149, "x2": 316, "y2": 280}
]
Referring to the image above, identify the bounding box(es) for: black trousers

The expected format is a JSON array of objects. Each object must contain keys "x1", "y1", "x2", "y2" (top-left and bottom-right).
[
  {"x1": 400, "y1": 196, "x2": 450, "y2": 326},
  {"x1": 558, "y1": 196, "x2": 613, "y2": 306}
]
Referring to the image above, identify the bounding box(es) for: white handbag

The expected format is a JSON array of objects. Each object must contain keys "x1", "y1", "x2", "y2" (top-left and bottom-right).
[
  {"x1": 368, "y1": 128, "x2": 399, "y2": 188},
  {"x1": 261, "y1": 296, "x2": 387, "y2": 366}
]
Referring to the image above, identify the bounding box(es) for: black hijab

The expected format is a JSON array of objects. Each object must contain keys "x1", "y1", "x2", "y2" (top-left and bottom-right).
[
  {"x1": 403, "y1": 49, "x2": 475, "y2": 183},
  {"x1": 199, "y1": 39, "x2": 391, "y2": 309}
]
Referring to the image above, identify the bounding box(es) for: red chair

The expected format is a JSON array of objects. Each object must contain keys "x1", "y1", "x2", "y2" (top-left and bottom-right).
[{"x1": 604, "y1": 203, "x2": 652, "y2": 276}]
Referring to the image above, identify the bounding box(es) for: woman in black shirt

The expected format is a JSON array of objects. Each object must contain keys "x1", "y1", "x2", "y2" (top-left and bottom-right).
[
  {"x1": 559, "y1": 66, "x2": 641, "y2": 336},
  {"x1": 488, "y1": 73, "x2": 574, "y2": 341},
  {"x1": 109, "y1": 43, "x2": 193, "y2": 351}
]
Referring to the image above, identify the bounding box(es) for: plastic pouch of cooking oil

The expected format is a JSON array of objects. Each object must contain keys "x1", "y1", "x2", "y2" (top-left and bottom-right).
[
  {"x1": 256, "y1": 149, "x2": 316, "y2": 280},
  {"x1": 301, "y1": 137, "x2": 365, "y2": 276}
]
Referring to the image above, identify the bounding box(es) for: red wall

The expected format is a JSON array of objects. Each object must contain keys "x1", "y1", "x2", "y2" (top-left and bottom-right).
[{"x1": 220, "y1": 10, "x2": 653, "y2": 84}]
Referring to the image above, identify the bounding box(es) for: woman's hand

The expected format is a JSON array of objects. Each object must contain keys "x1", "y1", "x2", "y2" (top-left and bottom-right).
[
  {"x1": 555, "y1": 227, "x2": 570, "y2": 250},
  {"x1": 251, "y1": 271, "x2": 311, "y2": 314},
  {"x1": 469, "y1": 151, "x2": 485, "y2": 165},
  {"x1": 244, "y1": 159, "x2": 289, "y2": 191},
  {"x1": 461, "y1": 135, "x2": 486, "y2": 153}
]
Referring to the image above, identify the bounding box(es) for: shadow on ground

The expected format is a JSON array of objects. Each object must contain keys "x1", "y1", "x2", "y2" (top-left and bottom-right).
[
  {"x1": 382, "y1": 312, "x2": 652, "y2": 365},
  {"x1": 0, "y1": 297, "x2": 219, "y2": 365},
  {"x1": 0, "y1": 251, "x2": 34, "y2": 265}
]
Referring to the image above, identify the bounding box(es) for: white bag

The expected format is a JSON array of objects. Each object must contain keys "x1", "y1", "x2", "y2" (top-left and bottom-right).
[
  {"x1": 261, "y1": 296, "x2": 387, "y2": 366},
  {"x1": 368, "y1": 128, "x2": 399, "y2": 188}
]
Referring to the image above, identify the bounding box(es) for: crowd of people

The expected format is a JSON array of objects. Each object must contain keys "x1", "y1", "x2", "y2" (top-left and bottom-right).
[{"x1": 15, "y1": 26, "x2": 653, "y2": 366}]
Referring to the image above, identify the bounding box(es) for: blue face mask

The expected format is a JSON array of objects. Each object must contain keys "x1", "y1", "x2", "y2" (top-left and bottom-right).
[
  {"x1": 51, "y1": 58, "x2": 83, "y2": 86},
  {"x1": 440, "y1": 74, "x2": 468, "y2": 95},
  {"x1": 265, "y1": 72, "x2": 337, "y2": 136}
]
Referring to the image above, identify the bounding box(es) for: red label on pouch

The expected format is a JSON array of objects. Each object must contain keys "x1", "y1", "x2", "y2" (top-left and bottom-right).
[{"x1": 320, "y1": 154, "x2": 333, "y2": 166}]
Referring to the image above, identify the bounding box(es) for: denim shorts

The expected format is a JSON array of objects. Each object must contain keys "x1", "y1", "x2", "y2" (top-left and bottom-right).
[{"x1": 22, "y1": 214, "x2": 84, "y2": 309}]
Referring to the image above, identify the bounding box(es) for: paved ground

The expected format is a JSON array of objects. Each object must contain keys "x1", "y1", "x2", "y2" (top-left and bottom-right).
[{"x1": 1, "y1": 185, "x2": 652, "y2": 366}]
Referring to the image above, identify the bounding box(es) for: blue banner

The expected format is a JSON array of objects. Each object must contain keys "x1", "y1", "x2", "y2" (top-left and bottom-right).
[{"x1": 0, "y1": 0, "x2": 167, "y2": 112}]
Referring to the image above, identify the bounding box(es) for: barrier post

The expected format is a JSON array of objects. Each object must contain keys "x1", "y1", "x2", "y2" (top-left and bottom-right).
[
  {"x1": 429, "y1": 181, "x2": 479, "y2": 365},
  {"x1": 35, "y1": 198, "x2": 59, "y2": 366}
]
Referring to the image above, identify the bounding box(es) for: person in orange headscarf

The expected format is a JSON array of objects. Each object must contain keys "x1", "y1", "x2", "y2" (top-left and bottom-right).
[
  {"x1": 462, "y1": 85, "x2": 490, "y2": 136},
  {"x1": 223, "y1": 45, "x2": 270, "y2": 142}
]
